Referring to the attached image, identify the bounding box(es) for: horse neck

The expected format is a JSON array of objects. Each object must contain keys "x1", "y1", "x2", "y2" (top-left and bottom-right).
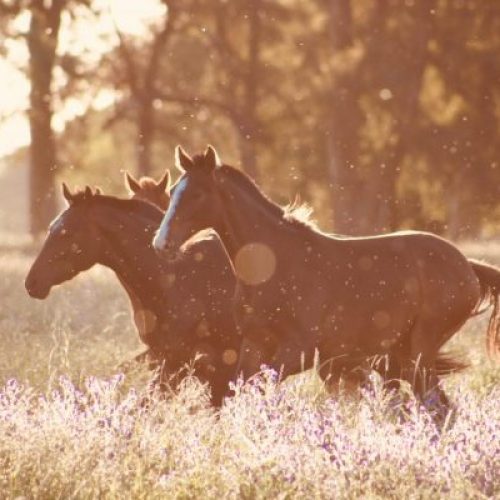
[
  {"x1": 214, "y1": 172, "x2": 308, "y2": 261},
  {"x1": 93, "y1": 205, "x2": 165, "y2": 310}
]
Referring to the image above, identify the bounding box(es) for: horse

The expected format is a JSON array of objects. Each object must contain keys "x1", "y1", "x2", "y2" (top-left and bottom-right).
[
  {"x1": 125, "y1": 169, "x2": 170, "y2": 210},
  {"x1": 122, "y1": 168, "x2": 171, "y2": 366},
  {"x1": 152, "y1": 145, "x2": 500, "y2": 410},
  {"x1": 25, "y1": 184, "x2": 239, "y2": 406}
]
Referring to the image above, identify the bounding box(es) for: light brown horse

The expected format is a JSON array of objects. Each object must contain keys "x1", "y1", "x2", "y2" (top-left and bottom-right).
[
  {"x1": 25, "y1": 185, "x2": 239, "y2": 406},
  {"x1": 153, "y1": 146, "x2": 500, "y2": 408},
  {"x1": 125, "y1": 169, "x2": 170, "y2": 210}
]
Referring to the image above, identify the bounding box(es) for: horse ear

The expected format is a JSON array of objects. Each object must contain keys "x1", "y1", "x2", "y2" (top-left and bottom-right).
[
  {"x1": 95, "y1": 187, "x2": 102, "y2": 195},
  {"x1": 84, "y1": 186, "x2": 93, "y2": 198},
  {"x1": 125, "y1": 172, "x2": 141, "y2": 194},
  {"x1": 156, "y1": 169, "x2": 171, "y2": 192},
  {"x1": 204, "y1": 145, "x2": 221, "y2": 169},
  {"x1": 62, "y1": 182, "x2": 74, "y2": 204},
  {"x1": 175, "y1": 145, "x2": 194, "y2": 172}
]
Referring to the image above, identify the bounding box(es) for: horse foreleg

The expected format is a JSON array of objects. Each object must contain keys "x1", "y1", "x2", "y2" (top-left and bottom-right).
[
  {"x1": 231, "y1": 327, "x2": 315, "y2": 390},
  {"x1": 233, "y1": 336, "x2": 269, "y2": 382},
  {"x1": 268, "y1": 341, "x2": 317, "y2": 380}
]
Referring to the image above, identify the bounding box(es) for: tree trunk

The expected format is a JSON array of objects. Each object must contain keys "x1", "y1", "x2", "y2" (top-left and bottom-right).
[
  {"x1": 327, "y1": 127, "x2": 366, "y2": 234},
  {"x1": 239, "y1": 0, "x2": 261, "y2": 180},
  {"x1": 363, "y1": 0, "x2": 435, "y2": 234},
  {"x1": 238, "y1": 127, "x2": 258, "y2": 179},
  {"x1": 365, "y1": 163, "x2": 399, "y2": 233},
  {"x1": 325, "y1": 0, "x2": 366, "y2": 235},
  {"x1": 27, "y1": 1, "x2": 62, "y2": 236},
  {"x1": 446, "y1": 172, "x2": 476, "y2": 240},
  {"x1": 137, "y1": 98, "x2": 154, "y2": 177}
]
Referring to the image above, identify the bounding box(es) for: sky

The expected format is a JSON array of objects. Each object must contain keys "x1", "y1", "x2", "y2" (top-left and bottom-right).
[{"x1": 0, "y1": 0, "x2": 165, "y2": 158}]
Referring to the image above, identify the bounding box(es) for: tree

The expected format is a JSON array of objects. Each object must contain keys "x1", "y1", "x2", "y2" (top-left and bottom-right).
[
  {"x1": 27, "y1": 0, "x2": 64, "y2": 235},
  {"x1": 323, "y1": 0, "x2": 365, "y2": 234},
  {"x1": 105, "y1": 0, "x2": 180, "y2": 176},
  {"x1": 1, "y1": 0, "x2": 92, "y2": 236},
  {"x1": 313, "y1": 0, "x2": 436, "y2": 234},
  {"x1": 13, "y1": 0, "x2": 499, "y2": 238},
  {"x1": 359, "y1": 0, "x2": 436, "y2": 233},
  {"x1": 210, "y1": 0, "x2": 264, "y2": 179},
  {"x1": 152, "y1": 0, "x2": 292, "y2": 182},
  {"x1": 416, "y1": 0, "x2": 500, "y2": 238}
]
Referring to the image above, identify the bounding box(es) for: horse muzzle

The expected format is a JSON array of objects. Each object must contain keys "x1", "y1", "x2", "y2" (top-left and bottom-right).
[
  {"x1": 24, "y1": 275, "x2": 50, "y2": 299},
  {"x1": 152, "y1": 230, "x2": 167, "y2": 252},
  {"x1": 153, "y1": 237, "x2": 182, "y2": 262}
]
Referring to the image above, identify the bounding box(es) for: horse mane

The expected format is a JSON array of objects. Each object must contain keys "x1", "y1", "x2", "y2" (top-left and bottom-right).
[
  {"x1": 218, "y1": 165, "x2": 319, "y2": 230},
  {"x1": 283, "y1": 200, "x2": 319, "y2": 230},
  {"x1": 69, "y1": 187, "x2": 163, "y2": 222}
]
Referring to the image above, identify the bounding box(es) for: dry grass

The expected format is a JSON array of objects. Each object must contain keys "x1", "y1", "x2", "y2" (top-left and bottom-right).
[{"x1": 0, "y1": 240, "x2": 498, "y2": 498}]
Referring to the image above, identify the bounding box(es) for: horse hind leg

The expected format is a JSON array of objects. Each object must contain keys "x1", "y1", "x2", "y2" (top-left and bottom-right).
[
  {"x1": 318, "y1": 354, "x2": 367, "y2": 396},
  {"x1": 397, "y1": 318, "x2": 467, "y2": 423},
  {"x1": 319, "y1": 348, "x2": 405, "y2": 397}
]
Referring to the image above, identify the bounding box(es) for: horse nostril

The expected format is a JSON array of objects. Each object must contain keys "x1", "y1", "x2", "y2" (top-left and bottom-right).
[{"x1": 155, "y1": 242, "x2": 179, "y2": 262}]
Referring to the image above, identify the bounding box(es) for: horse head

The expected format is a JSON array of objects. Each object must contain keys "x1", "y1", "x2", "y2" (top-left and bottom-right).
[
  {"x1": 153, "y1": 145, "x2": 224, "y2": 258},
  {"x1": 25, "y1": 184, "x2": 105, "y2": 299},
  {"x1": 125, "y1": 169, "x2": 171, "y2": 211}
]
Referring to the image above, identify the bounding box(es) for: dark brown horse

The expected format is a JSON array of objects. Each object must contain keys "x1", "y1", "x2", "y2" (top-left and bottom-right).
[
  {"x1": 123, "y1": 168, "x2": 171, "y2": 366},
  {"x1": 125, "y1": 169, "x2": 170, "y2": 210},
  {"x1": 153, "y1": 146, "x2": 500, "y2": 408},
  {"x1": 25, "y1": 185, "x2": 239, "y2": 406}
]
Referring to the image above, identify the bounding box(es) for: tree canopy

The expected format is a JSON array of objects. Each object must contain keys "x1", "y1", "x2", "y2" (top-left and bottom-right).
[{"x1": 2, "y1": 0, "x2": 499, "y2": 237}]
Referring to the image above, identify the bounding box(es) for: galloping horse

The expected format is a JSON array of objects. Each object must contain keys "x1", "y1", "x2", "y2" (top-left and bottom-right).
[
  {"x1": 25, "y1": 185, "x2": 239, "y2": 406},
  {"x1": 153, "y1": 146, "x2": 500, "y2": 407},
  {"x1": 126, "y1": 169, "x2": 369, "y2": 391}
]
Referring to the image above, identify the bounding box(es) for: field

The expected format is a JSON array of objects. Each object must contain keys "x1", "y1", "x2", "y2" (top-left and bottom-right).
[{"x1": 0, "y1": 235, "x2": 499, "y2": 499}]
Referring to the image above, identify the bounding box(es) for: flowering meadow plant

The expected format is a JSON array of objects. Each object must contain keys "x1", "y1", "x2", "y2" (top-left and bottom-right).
[
  {"x1": 0, "y1": 247, "x2": 498, "y2": 498},
  {"x1": 0, "y1": 370, "x2": 498, "y2": 498}
]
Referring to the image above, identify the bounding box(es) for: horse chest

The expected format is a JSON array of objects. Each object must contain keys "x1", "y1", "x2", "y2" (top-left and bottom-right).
[{"x1": 133, "y1": 308, "x2": 162, "y2": 346}]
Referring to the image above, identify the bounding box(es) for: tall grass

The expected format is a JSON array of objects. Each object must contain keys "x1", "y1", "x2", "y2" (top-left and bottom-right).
[{"x1": 0, "y1": 244, "x2": 498, "y2": 498}]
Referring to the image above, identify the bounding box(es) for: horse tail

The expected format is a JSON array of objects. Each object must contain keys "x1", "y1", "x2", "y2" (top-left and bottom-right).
[
  {"x1": 434, "y1": 352, "x2": 469, "y2": 376},
  {"x1": 469, "y1": 259, "x2": 500, "y2": 358}
]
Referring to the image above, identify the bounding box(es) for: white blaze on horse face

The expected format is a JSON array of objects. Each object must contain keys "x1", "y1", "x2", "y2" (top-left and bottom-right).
[{"x1": 153, "y1": 177, "x2": 189, "y2": 251}]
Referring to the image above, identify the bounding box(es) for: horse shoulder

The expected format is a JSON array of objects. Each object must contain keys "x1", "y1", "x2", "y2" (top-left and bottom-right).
[{"x1": 185, "y1": 233, "x2": 234, "y2": 277}]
